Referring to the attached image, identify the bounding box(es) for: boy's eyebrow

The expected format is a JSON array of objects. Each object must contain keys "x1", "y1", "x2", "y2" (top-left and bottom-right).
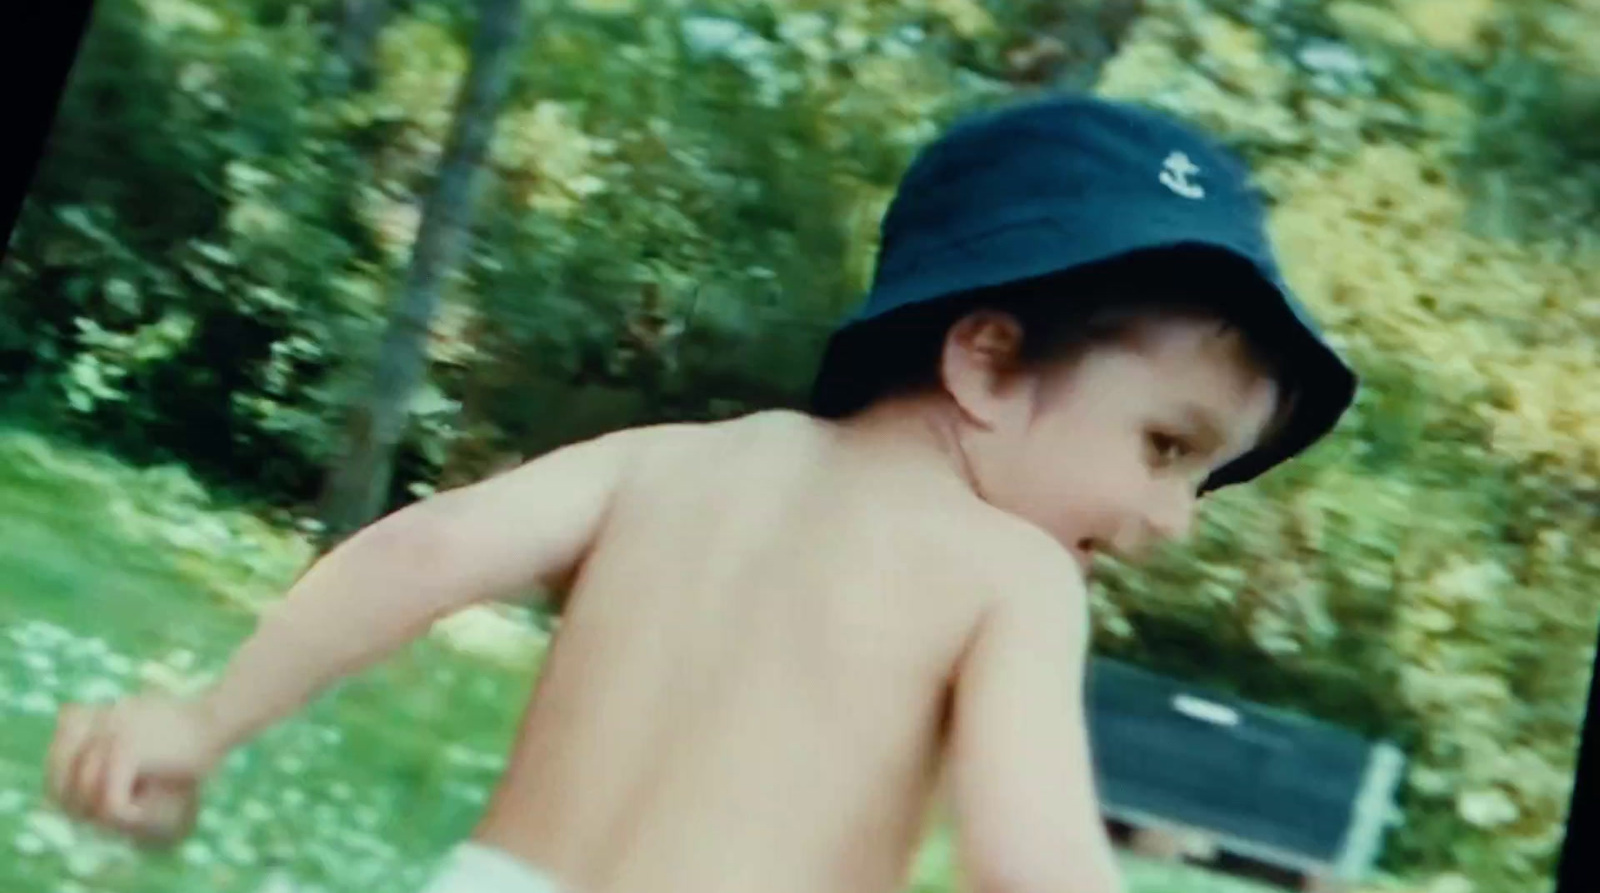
[{"x1": 1174, "y1": 402, "x2": 1229, "y2": 451}]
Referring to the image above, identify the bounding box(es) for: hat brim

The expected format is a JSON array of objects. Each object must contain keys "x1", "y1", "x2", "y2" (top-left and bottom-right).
[{"x1": 809, "y1": 211, "x2": 1356, "y2": 492}]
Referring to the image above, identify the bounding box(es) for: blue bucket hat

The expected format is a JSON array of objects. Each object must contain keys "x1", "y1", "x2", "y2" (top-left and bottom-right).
[{"x1": 809, "y1": 94, "x2": 1358, "y2": 493}]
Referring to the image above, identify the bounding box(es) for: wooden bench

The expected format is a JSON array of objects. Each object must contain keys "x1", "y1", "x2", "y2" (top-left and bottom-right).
[{"x1": 1087, "y1": 659, "x2": 1406, "y2": 891}]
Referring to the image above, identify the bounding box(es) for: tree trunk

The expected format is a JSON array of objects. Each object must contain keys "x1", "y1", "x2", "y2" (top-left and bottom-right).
[
  {"x1": 314, "y1": 0, "x2": 525, "y2": 554},
  {"x1": 1003, "y1": 0, "x2": 1145, "y2": 89},
  {"x1": 333, "y1": 0, "x2": 390, "y2": 93}
]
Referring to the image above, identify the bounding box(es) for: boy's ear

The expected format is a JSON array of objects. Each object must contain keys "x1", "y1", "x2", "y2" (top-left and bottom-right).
[{"x1": 940, "y1": 310, "x2": 1027, "y2": 427}]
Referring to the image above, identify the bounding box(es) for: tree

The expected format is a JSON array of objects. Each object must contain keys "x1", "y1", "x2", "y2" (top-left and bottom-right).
[
  {"x1": 332, "y1": 0, "x2": 390, "y2": 93},
  {"x1": 313, "y1": 0, "x2": 524, "y2": 552}
]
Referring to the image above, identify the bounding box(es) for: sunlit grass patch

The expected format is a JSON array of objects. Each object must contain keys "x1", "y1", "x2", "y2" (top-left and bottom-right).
[{"x1": 0, "y1": 428, "x2": 532, "y2": 892}]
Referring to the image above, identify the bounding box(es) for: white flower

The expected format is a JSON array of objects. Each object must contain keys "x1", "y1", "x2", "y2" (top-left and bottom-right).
[
  {"x1": 776, "y1": 12, "x2": 828, "y2": 47},
  {"x1": 14, "y1": 831, "x2": 46, "y2": 856},
  {"x1": 880, "y1": 37, "x2": 917, "y2": 60},
  {"x1": 836, "y1": 25, "x2": 869, "y2": 55},
  {"x1": 444, "y1": 745, "x2": 503, "y2": 771},
  {"x1": 679, "y1": 16, "x2": 775, "y2": 73},
  {"x1": 191, "y1": 814, "x2": 221, "y2": 838},
  {"x1": 681, "y1": 17, "x2": 754, "y2": 58},
  {"x1": 18, "y1": 691, "x2": 57, "y2": 714},
  {"x1": 26, "y1": 810, "x2": 77, "y2": 850},
  {"x1": 221, "y1": 836, "x2": 258, "y2": 866},
  {"x1": 64, "y1": 848, "x2": 105, "y2": 878},
  {"x1": 138, "y1": 660, "x2": 195, "y2": 692},
  {"x1": 9, "y1": 621, "x2": 67, "y2": 649},
  {"x1": 74, "y1": 678, "x2": 124, "y2": 702},
  {"x1": 1428, "y1": 874, "x2": 1474, "y2": 893},
  {"x1": 569, "y1": 175, "x2": 607, "y2": 198},
  {"x1": 254, "y1": 870, "x2": 301, "y2": 893}
]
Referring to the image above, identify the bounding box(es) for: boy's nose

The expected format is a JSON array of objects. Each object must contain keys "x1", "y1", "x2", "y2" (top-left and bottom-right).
[
  {"x1": 1104, "y1": 486, "x2": 1196, "y2": 562},
  {"x1": 1140, "y1": 486, "x2": 1196, "y2": 548}
]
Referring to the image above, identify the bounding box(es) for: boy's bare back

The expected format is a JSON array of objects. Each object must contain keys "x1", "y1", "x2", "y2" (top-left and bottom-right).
[{"x1": 474, "y1": 411, "x2": 1111, "y2": 893}]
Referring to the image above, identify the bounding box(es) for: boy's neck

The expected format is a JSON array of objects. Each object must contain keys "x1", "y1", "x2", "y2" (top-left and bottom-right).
[{"x1": 827, "y1": 397, "x2": 983, "y2": 499}]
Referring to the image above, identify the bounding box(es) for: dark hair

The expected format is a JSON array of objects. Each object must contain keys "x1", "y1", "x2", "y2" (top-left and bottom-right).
[{"x1": 833, "y1": 247, "x2": 1302, "y2": 435}]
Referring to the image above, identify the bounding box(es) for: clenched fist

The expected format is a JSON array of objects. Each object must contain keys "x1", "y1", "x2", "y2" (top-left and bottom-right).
[{"x1": 46, "y1": 696, "x2": 225, "y2": 847}]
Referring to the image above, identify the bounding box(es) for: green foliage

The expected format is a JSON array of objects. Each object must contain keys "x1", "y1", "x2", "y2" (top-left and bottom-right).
[
  {"x1": 1459, "y1": 54, "x2": 1600, "y2": 241},
  {"x1": 1, "y1": 0, "x2": 386, "y2": 502}
]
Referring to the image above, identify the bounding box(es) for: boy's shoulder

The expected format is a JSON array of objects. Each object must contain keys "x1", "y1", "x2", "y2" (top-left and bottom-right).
[
  {"x1": 972, "y1": 513, "x2": 1089, "y2": 612},
  {"x1": 613, "y1": 409, "x2": 813, "y2": 450},
  {"x1": 603, "y1": 410, "x2": 1083, "y2": 599},
  {"x1": 604, "y1": 410, "x2": 827, "y2": 475},
  {"x1": 899, "y1": 490, "x2": 1089, "y2": 631},
  {"x1": 953, "y1": 514, "x2": 1096, "y2": 683},
  {"x1": 580, "y1": 411, "x2": 827, "y2": 507}
]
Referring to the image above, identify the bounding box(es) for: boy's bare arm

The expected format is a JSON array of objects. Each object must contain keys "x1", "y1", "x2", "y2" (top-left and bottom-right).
[
  {"x1": 950, "y1": 551, "x2": 1125, "y2": 893},
  {"x1": 48, "y1": 426, "x2": 652, "y2": 840},
  {"x1": 196, "y1": 425, "x2": 649, "y2": 751}
]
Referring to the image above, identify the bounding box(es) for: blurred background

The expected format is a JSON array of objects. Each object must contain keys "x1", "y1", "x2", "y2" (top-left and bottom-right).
[{"x1": 3, "y1": 0, "x2": 1599, "y2": 891}]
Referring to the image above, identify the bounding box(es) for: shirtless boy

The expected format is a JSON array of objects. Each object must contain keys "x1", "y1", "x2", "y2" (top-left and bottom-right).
[{"x1": 45, "y1": 96, "x2": 1357, "y2": 893}]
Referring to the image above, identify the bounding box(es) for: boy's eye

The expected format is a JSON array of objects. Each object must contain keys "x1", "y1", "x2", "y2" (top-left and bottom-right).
[{"x1": 1146, "y1": 431, "x2": 1194, "y2": 467}]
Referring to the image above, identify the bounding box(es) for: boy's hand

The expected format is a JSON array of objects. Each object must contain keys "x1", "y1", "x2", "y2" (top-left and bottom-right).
[{"x1": 47, "y1": 696, "x2": 222, "y2": 847}]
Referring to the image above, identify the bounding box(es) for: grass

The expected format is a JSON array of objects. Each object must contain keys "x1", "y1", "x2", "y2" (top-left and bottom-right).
[
  {"x1": 0, "y1": 426, "x2": 533, "y2": 893},
  {"x1": 0, "y1": 424, "x2": 1281, "y2": 893}
]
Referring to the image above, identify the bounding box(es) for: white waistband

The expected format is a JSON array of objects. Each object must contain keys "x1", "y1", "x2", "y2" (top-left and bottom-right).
[{"x1": 421, "y1": 842, "x2": 564, "y2": 893}]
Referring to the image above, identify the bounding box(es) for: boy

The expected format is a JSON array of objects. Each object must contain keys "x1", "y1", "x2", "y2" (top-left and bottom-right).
[{"x1": 45, "y1": 96, "x2": 1357, "y2": 893}]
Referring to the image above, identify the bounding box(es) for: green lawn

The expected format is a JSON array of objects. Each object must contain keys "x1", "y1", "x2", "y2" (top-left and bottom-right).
[{"x1": 0, "y1": 425, "x2": 1282, "y2": 893}]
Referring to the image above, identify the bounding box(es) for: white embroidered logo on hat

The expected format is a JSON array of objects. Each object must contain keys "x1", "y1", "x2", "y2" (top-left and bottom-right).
[{"x1": 1159, "y1": 151, "x2": 1205, "y2": 200}]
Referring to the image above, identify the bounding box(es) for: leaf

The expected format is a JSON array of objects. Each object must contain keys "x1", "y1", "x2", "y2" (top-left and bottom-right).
[
  {"x1": 1457, "y1": 788, "x2": 1520, "y2": 829},
  {"x1": 104, "y1": 278, "x2": 142, "y2": 314},
  {"x1": 183, "y1": 260, "x2": 227, "y2": 293},
  {"x1": 193, "y1": 242, "x2": 237, "y2": 267},
  {"x1": 55, "y1": 205, "x2": 105, "y2": 240},
  {"x1": 409, "y1": 385, "x2": 459, "y2": 418}
]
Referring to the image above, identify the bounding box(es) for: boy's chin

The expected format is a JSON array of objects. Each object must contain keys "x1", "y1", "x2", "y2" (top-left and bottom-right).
[{"x1": 1071, "y1": 542, "x2": 1097, "y2": 576}]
